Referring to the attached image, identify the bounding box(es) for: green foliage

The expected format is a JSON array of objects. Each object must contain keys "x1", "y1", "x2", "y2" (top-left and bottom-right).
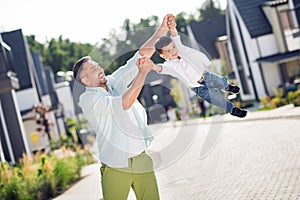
[
  {"x1": 270, "y1": 87, "x2": 287, "y2": 108},
  {"x1": 0, "y1": 177, "x2": 21, "y2": 200},
  {"x1": 270, "y1": 97, "x2": 287, "y2": 108},
  {"x1": 26, "y1": 35, "x2": 93, "y2": 75},
  {"x1": 287, "y1": 91, "x2": 300, "y2": 106},
  {"x1": 26, "y1": 35, "x2": 46, "y2": 57},
  {"x1": 36, "y1": 173, "x2": 56, "y2": 199},
  {"x1": 259, "y1": 89, "x2": 300, "y2": 109},
  {"x1": 287, "y1": 91, "x2": 300, "y2": 104},
  {"x1": 259, "y1": 95, "x2": 272, "y2": 109},
  {"x1": 26, "y1": 2, "x2": 225, "y2": 77},
  {"x1": 0, "y1": 147, "x2": 94, "y2": 200},
  {"x1": 198, "y1": 0, "x2": 225, "y2": 20},
  {"x1": 53, "y1": 158, "x2": 76, "y2": 190},
  {"x1": 170, "y1": 79, "x2": 183, "y2": 105},
  {"x1": 50, "y1": 137, "x2": 76, "y2": 151}
]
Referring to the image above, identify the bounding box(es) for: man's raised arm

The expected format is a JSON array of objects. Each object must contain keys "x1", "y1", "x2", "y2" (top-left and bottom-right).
[{"x1": 139, "y1": 14, "x2": 175, "y2": 57}]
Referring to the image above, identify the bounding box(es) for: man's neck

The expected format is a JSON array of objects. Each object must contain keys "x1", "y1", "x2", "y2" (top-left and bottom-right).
[{"x1": 99, "y1": 83, "x2": 108, "y2": 91}]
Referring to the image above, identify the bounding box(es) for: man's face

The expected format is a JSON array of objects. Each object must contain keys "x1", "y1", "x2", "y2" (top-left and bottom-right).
[
  {"x1": 160, "y1": 41, "x2": 179, "y2": 60},
  {"x1": 81, "y1": 60, "x2": 107, "y2": 87}
]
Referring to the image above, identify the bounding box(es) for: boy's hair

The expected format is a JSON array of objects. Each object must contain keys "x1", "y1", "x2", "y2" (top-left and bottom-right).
[{"x1": 155, "y1": 36, "x2": 173, "y2": 54}]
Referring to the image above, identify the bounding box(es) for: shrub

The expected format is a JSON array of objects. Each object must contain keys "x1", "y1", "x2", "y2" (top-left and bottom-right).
[
  {"x1": 287, "y1": 91, "x2": 300, "y2": 106},
  {"x1": 0, "y1": 146, "x2": 94, "y2": 200}
]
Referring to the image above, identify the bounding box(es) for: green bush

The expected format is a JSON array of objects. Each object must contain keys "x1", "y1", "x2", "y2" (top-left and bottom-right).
[
  {"x1": 54, "y1": 158, "x2": 75, "y2": 190},
  {"x1": 0, "y1": 146, "x2": 94, "y2": 200},
  {"x1": 287, "y1": 91, "x2": 300, "y2": 106}
]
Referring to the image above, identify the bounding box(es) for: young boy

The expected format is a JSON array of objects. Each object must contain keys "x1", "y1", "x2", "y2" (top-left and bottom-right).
[{"x1": 152, "y1": 16, "x2": 247, "y2": 118}]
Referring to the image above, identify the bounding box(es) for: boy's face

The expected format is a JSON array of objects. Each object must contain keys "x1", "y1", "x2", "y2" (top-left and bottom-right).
[{"x1": 160, "y1": 41, "x2": 179, "y2": 60}]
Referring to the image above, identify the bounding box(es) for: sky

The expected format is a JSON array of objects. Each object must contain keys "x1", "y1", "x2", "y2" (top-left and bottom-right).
[{"x1": 0, "y1": 0, "x2": 227, "y2": 45}]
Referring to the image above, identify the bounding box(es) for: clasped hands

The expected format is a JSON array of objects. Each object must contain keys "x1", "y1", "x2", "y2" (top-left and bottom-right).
[{"x1": 136, "y1": 56, "x2": 154, "y2": 74}]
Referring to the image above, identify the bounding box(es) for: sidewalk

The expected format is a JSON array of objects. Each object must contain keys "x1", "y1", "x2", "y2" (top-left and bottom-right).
[
  {"x1": 53, "y1": 104, "x2": 300, "y2": 200},
  {"x1": 164, "y1": 103, "x2": 300, "y2": 128}
]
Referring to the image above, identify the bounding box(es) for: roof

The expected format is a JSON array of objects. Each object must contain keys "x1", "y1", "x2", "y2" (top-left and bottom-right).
[
  {"x1": 188, "y1": 15, "x2": 226, "y2": 59},
  {"x1": 256, "y1": 49, "x2": 300, "y2": 63},
  {"x1": 232, "y1": 0, "x2": 287, "y2": 38}
]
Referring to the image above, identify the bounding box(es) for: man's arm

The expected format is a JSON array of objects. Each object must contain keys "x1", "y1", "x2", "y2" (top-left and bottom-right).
[
  {"x1": 139, "y1": 14, "x2": 174, "y2": 57},
  {"x1": 122, "y1": 56, "x2": 153, "y2": 110},
  {"x1": 121, "y1": 14, "x2": 176, "y2": 109},
  {"x1": 110, "y1": 14, "x2": 174, "y2": 89}
]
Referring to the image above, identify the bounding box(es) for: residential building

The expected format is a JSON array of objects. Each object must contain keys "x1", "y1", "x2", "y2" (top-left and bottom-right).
[{"x1": 226, "y1": 0, "x2": 300, "y2": 101}]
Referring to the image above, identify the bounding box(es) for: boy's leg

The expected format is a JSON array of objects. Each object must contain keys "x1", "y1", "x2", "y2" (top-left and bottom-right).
[
  {"x1": 100, "y1": 164, "x2": 132, "y2": 200},
  {"x1": 191, "y1": 86, "x2": 247, "y2": 117},
  {"x1": 131, "y1": 152, "x2": 160, "y2": 200},
  {"x1": 201, "y1": 71, "x2": 229, "y2": 90},
  {"x1": 192, "y1": 86, "x2": 234, "y2": 113},
  {"x1": 202, "y1": 71, "x2": 240, "y2": 93}
]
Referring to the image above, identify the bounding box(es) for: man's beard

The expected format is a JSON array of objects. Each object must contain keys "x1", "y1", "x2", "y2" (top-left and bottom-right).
[{"x1": 98, "y1": 78, "x2": 107, "y2": 87}]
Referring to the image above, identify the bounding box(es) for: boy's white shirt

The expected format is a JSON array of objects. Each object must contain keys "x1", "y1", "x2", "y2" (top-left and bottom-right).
[{"x1": 159, "y1": 35, "x2": 212, "y2": 88}]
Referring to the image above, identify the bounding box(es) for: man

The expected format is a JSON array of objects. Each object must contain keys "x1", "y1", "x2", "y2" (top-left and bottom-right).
[{"x1": 72, "y1": 14, "x2": 174, "y2": 200}]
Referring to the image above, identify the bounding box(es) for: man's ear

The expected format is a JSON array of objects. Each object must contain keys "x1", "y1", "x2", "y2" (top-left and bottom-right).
[{"x1": 81, "y1": 77, "x2": 89, "y2": 86}]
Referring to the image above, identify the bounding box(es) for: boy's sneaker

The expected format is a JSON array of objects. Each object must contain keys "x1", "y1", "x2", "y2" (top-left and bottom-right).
[
  {"x1": 230, "y1": 107, "x2": 247, "y2": 118},
  {"x1": 226, "y1": 85, "x2": 240, "y2": 94}
]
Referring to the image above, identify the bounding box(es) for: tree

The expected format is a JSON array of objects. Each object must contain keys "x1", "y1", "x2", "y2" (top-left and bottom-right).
[
  {"x1": 26, "y1": 35, "x2": 93, "y2": 75},
  {"x1": 198, "y1": 0, "x2": 225, "y2": 20},
  {"x1": 25, "y1": 2, "x2": 225, "y2": 79},
  {"x1": 26, "y1": 35, "x2": 46, "y2": 57},
  {"x1": 170, "y1": 79, "x2": 184, "y2": 106}
]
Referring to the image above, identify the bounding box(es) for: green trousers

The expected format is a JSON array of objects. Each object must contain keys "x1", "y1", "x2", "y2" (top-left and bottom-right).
[{"x1": 100, "y1": 151, "x2": 160, "y2": 200}]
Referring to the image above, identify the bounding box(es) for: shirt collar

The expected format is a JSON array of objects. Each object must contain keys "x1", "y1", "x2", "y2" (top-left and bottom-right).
[
  {"x1": 85, "y1": 86, "x2": 102, "y2": 92},
  {"x1": 85, "y1": 81, "x2": 112, "y2": 93}
]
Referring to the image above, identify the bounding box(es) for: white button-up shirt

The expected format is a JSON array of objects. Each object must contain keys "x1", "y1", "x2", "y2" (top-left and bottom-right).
[
  {"x1": 159, "y1": 35, "x2": 212, "y2": 88},
  {"x1": 79, "y1": 52, "x2": 153, "y2": 168}
]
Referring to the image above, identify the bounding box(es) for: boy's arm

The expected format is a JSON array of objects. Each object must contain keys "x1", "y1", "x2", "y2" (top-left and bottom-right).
[
  {"x1": 168, "y1": 16, "x2": 178, "y2": 37},
  {"x1": 110, "y1": 14, "x2": 173, "y2": 89},
  {"x1": 152, "y1": 64, "x2": 163, "y2": 73}
]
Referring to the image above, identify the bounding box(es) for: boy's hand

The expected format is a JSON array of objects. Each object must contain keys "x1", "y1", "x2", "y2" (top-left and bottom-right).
[
  {"x1": 167, "y1": 15, "x2": 176, "y2": 30},
  {"x1": 167, "y1": 15, "x2": 178, "y2": 36},
  {"x1": 161, "y1": 14, "x2": 174, "y2": 30}
]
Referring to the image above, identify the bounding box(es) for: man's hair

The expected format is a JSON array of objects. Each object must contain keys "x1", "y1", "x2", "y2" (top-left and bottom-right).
[
  {"x1": 155, "y1": 36, "x2": 173, "y2": 54},
  {"x1": 73, "y1": 56, "x2": 91, "y2": 83}
]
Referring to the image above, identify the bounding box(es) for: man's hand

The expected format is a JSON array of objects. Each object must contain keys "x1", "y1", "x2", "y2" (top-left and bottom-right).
[
  {"x1": 137, "y1": 56, "x2": 153, "y2": 74},
  {"x1": 122, "y1": 56, "x2": 153, "y2": 110}
]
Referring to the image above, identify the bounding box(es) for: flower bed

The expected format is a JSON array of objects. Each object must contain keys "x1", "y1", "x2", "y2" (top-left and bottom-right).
[{"x1": 0, "y1": 146, "x2": 94, "y2": 200}]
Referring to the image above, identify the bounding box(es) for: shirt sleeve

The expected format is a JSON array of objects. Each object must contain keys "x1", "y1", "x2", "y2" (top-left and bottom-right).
[
  {"x1": 109, "y1": 51, "x2": 141, "y2": 92},
  {"x1": 159, "y1": 62, "x2": 172, "y2": 75},
  {"x1": 171, "y1": 35, "x2": 212, "y2": 67},
  {"x1": 197, "y1": 51, "x2": 212, "y2": 67},
  {"x1": 170, "y1": 35, "x2": 184, "y2": 49},
  {"x1": 79, "y1": 92, "x2": 124, "y2": 115}
]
